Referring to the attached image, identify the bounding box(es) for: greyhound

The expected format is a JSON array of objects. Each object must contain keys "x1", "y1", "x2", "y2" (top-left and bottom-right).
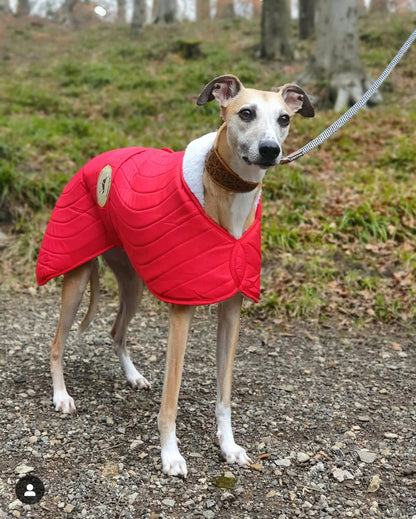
[{"x1": 36, "y1": 75, "x2": 314, "y2": 477}]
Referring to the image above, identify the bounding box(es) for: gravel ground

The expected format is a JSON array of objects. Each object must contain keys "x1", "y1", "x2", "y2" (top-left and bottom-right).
[{"x1": 1, "y1": 289, "x2": 415, "y2": 519}]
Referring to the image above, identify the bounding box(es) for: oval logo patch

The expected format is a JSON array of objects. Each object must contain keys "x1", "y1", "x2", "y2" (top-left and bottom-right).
[{"x1": 97, "y1": 165, "x2": 112, "y2": 207}]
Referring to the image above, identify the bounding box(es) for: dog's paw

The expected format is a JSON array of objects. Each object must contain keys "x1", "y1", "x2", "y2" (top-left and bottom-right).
[
  {"x1": 122, "y1": 361, "x2": 151, "y2": 389},
  {"x1": 161, "y1": 448, "x2": 188, "y2": 478},
  {"x1": 220, "y1": 442, "x2": 252, "y2": 466},
  {"x1": 127, "y1": 371, "x2": 151, "y2": 390},
  {"x1": 53, "y1": 390, "x2": 76, "y2": 414}
]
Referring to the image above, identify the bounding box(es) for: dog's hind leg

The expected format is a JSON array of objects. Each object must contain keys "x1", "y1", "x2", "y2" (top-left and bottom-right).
[
  {"x1": 103, "y1": 248, "x2": 150, "y2": 389},
  {"x1": 216, "y1": 292, "x2": 252, "y2": 466},
  {"x1": 51, "y1": 261, "x2": 94, "y2": 413}
]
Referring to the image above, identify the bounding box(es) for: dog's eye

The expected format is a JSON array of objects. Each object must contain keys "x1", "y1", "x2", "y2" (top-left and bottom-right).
[
  {"x1": 239, "y1": 109, "x2": 254, "y2": 122},
  {"x1": 278, "y1": 114, "x2": 290, "y2": 126}
]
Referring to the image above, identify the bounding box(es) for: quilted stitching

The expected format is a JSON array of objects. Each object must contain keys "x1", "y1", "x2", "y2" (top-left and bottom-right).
[{"x1": 36, "y1": 148, "x2": 262, "y2": 305}]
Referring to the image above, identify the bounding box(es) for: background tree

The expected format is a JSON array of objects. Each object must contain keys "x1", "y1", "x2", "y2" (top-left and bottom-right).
[
  {"x1": 299, "y1": 0, "x2": 382, "y2": 111},
  {"x1": 154, "y1": 0, "x2": 176, "y2": 22},
  {"x1": 17, "y1": 0, "x2": 30, "y2": 16},
  {"x1": 131, "y1": 0, "x2": 146, "y2": 35},
  {"x1": 61, "y1": 0, "x2": 77, "y2": 26},
  {"x1": 251, "y1": 0, "x2": 262, "y2": 18},
  {"x1": 216, "y1": 0, "x2": 234, "y2": 18},
  {"x1": 298, "y1": 0, "x2": 315, "y2": 40},
  {"x1": 196, "y1": 0, "x2": 210, "y2": 20},
  {"x1": 260, "y1": 0, "x2": 293, "y2": 60},
  {"x1": 357, "y1": 0, "x2": 367, "y2": 12},
  {"x1": 369, "y1": 0, "x2": 389, "y2": 11},
  {"x1": 117, "y1": 0, "x2": 126, "y2": 23},
  {"x1": 0, "y1": 0, "x2": 10, "y2": 15}
]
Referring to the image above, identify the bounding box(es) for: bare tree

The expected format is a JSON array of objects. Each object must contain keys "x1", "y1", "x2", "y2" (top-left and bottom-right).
[
  {"x1": 395, "y1": 0, "x2": 409, "y2": 11},
  {"x1": 0, "y1": 0, "x2": 11, "y2": 15},
  {"x1": 357, "y1": 0, "x2": 367, "y2": 12},
  {"x1": 131, "y1": 0, "x2": 146, "y2": 35},
  {"x1": 155, "y1": 0, "x2": 176, "y2": 22},
  {"x1": 196, "y1": 0, "x2": 210, "y2": 20},
  {"x1": 216, "y1": 0, "x2": 234, "y2": 18},
  {"x1": 117, "y1": 0, "x2": 126, "y2": 23},
  {"x1": 251, "y1": 0, "x2": 262, "y2": 18},
  {"x1": 298, "y1": 0, "x2": 381, "y2": 111},
  {"x1": 17, "y1": 0, "x2": 30, "y2": 16},
  {"x1": 299, "y1": 0, "x2": 315, "y2": 40},
  {"x1": 369, "y1": 0, "x2": 389, "y2": 11},
  {"x1": 260, "y1": 0, "x2": 293, "y2": 60},
  {"x1": 61, "y1": 0, "x2": 78, "y2": 26}
]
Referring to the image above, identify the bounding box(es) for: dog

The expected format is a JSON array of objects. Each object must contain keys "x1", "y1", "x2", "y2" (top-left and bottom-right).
[{"x1": 36, "y1": 75, "x2": 314, "y2": 477}]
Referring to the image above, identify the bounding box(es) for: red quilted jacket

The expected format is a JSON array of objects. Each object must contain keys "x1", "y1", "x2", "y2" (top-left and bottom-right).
[{"x1": 36, "y1": 147, "x2": 262, "y2": 305}]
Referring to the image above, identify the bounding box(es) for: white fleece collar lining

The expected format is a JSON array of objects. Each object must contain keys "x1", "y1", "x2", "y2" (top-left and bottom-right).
[{"x1": 182, "y1": 132, "x2": 217, "y2": 207}]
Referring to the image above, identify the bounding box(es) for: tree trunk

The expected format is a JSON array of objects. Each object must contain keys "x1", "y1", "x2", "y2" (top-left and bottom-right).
[
  {"x1": 298, "y1": 0, "x2": 382, "y2": 111},
  {"x1": 395, "y1": 0, "x2": 409, "y2": 12},
  {"x1": 17, "y1": 0, "x2": 30, "y2": 16},
  {"x1": 0, "y1": 0, "x2": 11, "y2": 15},
  {"x1": 369, "y1": 0, "x2": 389, "y2": 11},
  {"x1": 299, "y1": 0, "x2": 315, "y2": 40},
  {"x1": 131, "y1": 0, "x2": 146, "y2": 36},
  {"x1": 251, "y1": 0, "x2": 262, "y2": 18},
  {"x1": 155, "y1": 0, "x2": 176, "y2": 22},
  {"x1": 61, "y1": 0, "x2": 77, "y2": 26},
  {"x1": 196, "y1": 0, "x2": 210, "y2": 19},
  {"x1": 216, "y1": 0, "x2": 234, "y2": 18},
  {"x1": 260, "y1": 0, "x2": 293, "y2": 60},
  {"x1": 117, "y1": 0, "x2": 126, "y2": 23},
  {"x1": 357, "y1": 0, "x2": 367, "y2": 12}
]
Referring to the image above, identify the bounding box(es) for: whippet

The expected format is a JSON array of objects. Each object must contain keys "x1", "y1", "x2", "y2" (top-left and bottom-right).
[{"x1": 36, "y1": 75, "x2": 314, "y2": 477}]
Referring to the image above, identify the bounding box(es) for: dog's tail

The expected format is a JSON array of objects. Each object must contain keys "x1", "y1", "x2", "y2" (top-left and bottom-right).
[{"x1": 78, "y1": 259, "x2": 99, "y2": 334}]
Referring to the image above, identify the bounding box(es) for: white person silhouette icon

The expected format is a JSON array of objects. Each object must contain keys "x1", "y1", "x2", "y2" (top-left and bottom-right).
[{"x1": 15, "y1": 475, "x2": 45, "y2": 505}]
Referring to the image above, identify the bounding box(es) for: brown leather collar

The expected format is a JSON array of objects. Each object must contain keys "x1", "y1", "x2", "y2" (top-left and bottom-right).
[{"x1": 205, "y1": 148, "x2": 260, "y2": 193}]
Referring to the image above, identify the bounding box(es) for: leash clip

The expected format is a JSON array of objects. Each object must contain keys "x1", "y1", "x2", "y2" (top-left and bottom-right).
[{"x1": 280, "y1": 150, "x2": 305, "y2": 165}]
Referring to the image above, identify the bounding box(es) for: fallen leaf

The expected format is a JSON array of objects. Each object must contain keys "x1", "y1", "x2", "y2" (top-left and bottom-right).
[
  {"x1": 368, "y1": 474, "x2": 381, "y2": 493},
  {"x1": 390, "y1": 342, "x2": 402, "y2": 352}
]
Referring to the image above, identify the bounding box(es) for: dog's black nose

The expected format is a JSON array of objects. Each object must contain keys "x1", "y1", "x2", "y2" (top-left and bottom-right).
[{"x1": 259, "y1": 142, "x2": 281, "y2": 162}]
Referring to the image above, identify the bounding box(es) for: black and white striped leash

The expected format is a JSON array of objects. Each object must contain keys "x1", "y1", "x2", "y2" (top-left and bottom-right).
[{"x1": 280, "y1": 28, "x2": 416, "y2": 165}]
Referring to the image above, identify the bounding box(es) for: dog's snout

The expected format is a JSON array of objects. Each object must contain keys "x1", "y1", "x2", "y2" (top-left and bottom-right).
[{"x1": 259, "y1": 142, "x2": 281, "y2": 162}]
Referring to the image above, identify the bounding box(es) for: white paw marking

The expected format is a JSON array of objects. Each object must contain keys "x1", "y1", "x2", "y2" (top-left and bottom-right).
[
  {"x1": 53, "y1": 390, "x2": 76, "y2": 413},
  {"x1": 120, "y1": 354, "x2": 151, "y2": 389},
  {"x1": 216, "y1": 403, "x2": 251, "y2": 466},
  {"x1": 128, "y1": 371, "x2": 151, "y2": 389},
  {"x1": 220, "y1": 442, "x2": 252, "y2": 466},
  {"x1": 160, "y1": 429, "x2": 187, "y2": 477},
  {"x1": 161, "y1": 447, "x2": 188, "y2": 478}
]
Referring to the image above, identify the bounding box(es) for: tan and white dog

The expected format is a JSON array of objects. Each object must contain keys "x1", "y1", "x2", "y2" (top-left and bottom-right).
[{"x1": 45, "y1": 75, "x2": 314, "y2": 477}]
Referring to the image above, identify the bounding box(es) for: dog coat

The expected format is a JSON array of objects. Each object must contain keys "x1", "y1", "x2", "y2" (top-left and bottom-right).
[{"x1": 36, "y1": 145, "x2": 262, "y2": 305}]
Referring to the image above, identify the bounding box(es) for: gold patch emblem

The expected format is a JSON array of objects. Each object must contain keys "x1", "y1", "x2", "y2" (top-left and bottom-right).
[{"x1": 97, "y1": 165, "x2": 112, "y2": 207}]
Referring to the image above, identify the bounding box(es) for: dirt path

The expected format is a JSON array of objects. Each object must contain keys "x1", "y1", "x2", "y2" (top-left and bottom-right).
[{"x1": 0, "y1": 290, "x2": 415, "y2": 518}]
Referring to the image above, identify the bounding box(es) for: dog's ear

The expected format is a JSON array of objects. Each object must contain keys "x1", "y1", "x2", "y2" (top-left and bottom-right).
[
  {"x1": 197, "y1": 75, "x2": 243, "y2": 106},
  {"x1": 279, "y1": 84, "x2": 315, "y2": 118}
]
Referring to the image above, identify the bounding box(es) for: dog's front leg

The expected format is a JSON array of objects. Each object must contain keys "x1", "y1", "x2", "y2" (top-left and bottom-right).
[
  {"x1": 158, "y1": 304, "x2": 195, "y2": 477},
  {"x1": 216, "y1": 292, "x2": 252, "y2": 466}
]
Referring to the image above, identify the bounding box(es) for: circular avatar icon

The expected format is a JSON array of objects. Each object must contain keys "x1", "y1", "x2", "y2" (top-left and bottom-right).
[{"x1": 15, "y1": 475, "x2": 45, "y2": 505}]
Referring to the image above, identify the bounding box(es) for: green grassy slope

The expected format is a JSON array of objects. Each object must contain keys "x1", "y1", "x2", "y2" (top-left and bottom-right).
[{"x1": 1, "y1": 13, "x2": 416, "y2": 323}]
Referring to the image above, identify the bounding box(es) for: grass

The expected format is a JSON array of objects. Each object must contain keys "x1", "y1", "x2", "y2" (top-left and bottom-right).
[{"x1": 1, "y1": 12, "x2": 416, "y2": 325}]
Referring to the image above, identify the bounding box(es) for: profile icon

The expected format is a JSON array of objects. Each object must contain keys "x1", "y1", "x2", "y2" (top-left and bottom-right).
[
  {"x1": 24, "y1": 483, "x2": 36, "y2": 497},
  {"x1": 15, "y1": 475, "x2": 45, "y2": 505}
]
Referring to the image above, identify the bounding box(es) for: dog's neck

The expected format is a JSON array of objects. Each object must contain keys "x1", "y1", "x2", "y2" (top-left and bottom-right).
[
  {"x1": 205, "y1": 149, "x2": 260, "y2": 193},
  {"x1": 203, "y1": 125, "x2": 263, "y2": 239}
]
